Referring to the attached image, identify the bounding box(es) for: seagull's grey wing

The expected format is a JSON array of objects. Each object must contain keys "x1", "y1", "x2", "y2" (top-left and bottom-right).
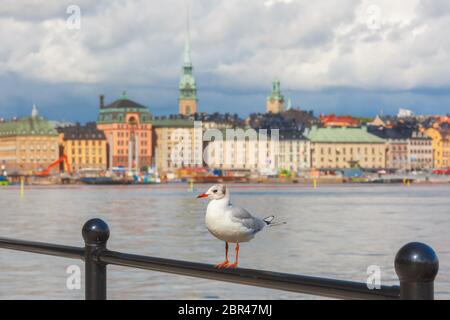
[{"x1": 227, "y1": 205, "x2": 266, "y2": 232}]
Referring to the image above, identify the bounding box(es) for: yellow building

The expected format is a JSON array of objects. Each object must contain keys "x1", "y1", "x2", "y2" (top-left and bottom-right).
[
  {"x1": 426, "y1": 127, "x2": 450, "y2": 168},
  {"x1": 307, "y1": 126, "x2": 386, "y2": 170},
  {"x1": 58, "y1": 123, "x2": 108, "y2": 172},
  {"x1": 0, "y1": 106, "x2": 59, "y2": 175}
]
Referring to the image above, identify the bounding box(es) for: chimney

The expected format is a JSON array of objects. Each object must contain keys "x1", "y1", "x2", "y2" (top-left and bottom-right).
[{"x1": 100, "y1": 95, "x2": 105, "y2": 108}]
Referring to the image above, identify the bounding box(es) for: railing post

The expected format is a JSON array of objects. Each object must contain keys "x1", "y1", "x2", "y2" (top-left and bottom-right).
[
  {"x1": 82, "y1": 218, "x2": 110, "y2": 300},
  {"x1": 395, "y1": 242, "x2": 439, "y2": 300}
]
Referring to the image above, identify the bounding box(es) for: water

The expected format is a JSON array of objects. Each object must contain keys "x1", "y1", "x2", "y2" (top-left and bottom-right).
[{"x1": 0, "y1": 183, "x2": 449, "y2": 300}]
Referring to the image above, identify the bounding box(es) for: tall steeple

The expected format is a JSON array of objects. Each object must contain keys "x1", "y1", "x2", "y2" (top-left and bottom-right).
[
  {"x1": 31, "y1": 104, "x2": 39, "y2": 118},
  {"x1": 179, "y1": 6, "x2": 197, "y2": 116},
  {"x1": 266, "y1": 79, "x2": 285, "y2": 114},
  {"x1": 183, "y1": 10, "x2": 192, "y2": 67}
]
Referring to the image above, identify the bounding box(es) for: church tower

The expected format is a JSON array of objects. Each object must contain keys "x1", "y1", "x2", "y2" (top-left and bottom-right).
[
  {"x1": 179, "y1": 17, "x2": 197, "y2": 116},
  {"x1": 266, "y1": 79, "x2": 285, "y2": 114}
]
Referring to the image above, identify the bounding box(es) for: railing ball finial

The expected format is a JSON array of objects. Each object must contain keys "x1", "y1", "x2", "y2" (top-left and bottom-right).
[
  {"x1": 82, "y1": 218, "x2": 109, "y2": 300},
  {"x1": 82, "y1": 218, "x2": 110, "y2": 245},
  {"x1": 395, "y1": 242, "x2": 439, "y2": 300}
]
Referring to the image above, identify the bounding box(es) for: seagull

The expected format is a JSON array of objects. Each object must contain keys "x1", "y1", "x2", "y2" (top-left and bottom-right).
[{"x1": 197, "y1": 184, "x2": 284, "y2": 268}]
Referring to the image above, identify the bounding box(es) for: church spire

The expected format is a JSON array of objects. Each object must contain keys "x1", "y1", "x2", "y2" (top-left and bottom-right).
[
  {"x1": 179, "y1": 4, "x2": 198, "y2": 116},
  {"x1": 266, "y1": 79, "x2": 285, "y2": 114},
  {"x1": 31, "y1": 104, "x2": 39, "y2": 118},
  {"x1": 183, "y1": 6, "x2": 192, "y2": 67}
]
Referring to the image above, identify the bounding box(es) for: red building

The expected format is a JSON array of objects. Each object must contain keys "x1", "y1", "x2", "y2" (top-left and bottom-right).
[
  {"x1": 96, "y1": 94, "x2": 153, "y2": 172},
  {"x1": 319, "y1": 114, "x2": 360, "y2": 127}
]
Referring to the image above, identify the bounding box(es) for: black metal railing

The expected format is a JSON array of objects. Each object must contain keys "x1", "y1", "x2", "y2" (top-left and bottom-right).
[{"x1": 0, "y1": 218, "x2": 440, "y2": 300}]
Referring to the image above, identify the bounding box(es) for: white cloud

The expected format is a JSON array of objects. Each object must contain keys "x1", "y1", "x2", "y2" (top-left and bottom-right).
[{"x1": 0, "y1": 0, "x2": 450, "y2": 93}]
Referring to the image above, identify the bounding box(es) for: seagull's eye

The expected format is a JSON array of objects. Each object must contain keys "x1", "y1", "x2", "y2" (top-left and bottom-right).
[{"x1": 213, "y1": 190, "x2": 218, "y2": 193}]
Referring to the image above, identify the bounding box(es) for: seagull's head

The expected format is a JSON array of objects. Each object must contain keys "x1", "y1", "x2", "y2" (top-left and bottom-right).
[{"x1": 197, "y1": 184, "x2": 227, "y2": 200}]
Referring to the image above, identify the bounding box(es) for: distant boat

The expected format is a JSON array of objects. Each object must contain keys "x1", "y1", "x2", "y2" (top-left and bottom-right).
[
  {"x1": 0, "y1": 176, "x2": 10, "y2": 186},
  {"x1": 79, "y1": 177, "x2": 133, "y2": 185}
]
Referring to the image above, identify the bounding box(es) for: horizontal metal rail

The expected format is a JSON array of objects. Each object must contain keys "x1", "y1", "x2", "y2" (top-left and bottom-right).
[
  {"x1": 0, "y1": 238, "x2": 84, "y2": 260},
  {"x1": 0, "y1": 218, "x2": 440, "y2": 300},
  {"x1": 99, "y1": 250, "x2": 400, "y2": 300}
]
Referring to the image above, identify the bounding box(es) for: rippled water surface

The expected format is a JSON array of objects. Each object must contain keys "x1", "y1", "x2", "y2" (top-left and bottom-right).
[{"x1": 1, "y1": 183, "x2": 449, "y2": 299}]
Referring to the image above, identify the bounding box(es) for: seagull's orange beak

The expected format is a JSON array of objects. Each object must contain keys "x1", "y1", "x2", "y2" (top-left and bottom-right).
[{"x1": 197, "y1": 193, "x2": 208, "y2": 199}]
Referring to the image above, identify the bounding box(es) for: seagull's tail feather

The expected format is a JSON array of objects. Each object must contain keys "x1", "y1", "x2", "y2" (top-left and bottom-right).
[{"x1": 263, "y1": 216, "x2": 287, "y2": 228}]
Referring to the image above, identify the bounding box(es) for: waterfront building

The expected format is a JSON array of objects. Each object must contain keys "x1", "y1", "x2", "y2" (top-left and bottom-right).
[
  {"x1": 178, "y1": 24, "x2": 198, "y2": 116},
  {"x1": 266, "y1": 80, "x2": 285, "y2": 114},
  {"x1": 96, "y1": 94, "x2": 153, "y2": 173},
  {"x1": 319, "y1": 114, "x2": 360, "y2": 128},
  {"x1": 277, "y1": 130, "x2": 311, "y2": 172},
  {"x1": 204, "y1": 129, "x2": 278, "y2": 172},
  {"x1": 368, "y1": 126, "x2": 433, "y2": 171},
  {"x1": 408, "y1": 131, "x2": 434, "y2": 171},
  {"x1": 368, "y1": 126, "x2": 409, "y2": 171},
  {"x1": 307, "y1": 126, "x2": 386, "y2": 170},
  {"x1": 0, "y1": 105, "x2": 59, "y2": 174},
  {"x1": 426, "y1": 127, "x2": 450, "y2": 168},
  {"x1": 58, "y1": 123, "x2": 107, "y2": 172},
  {"x1": 151, "y1": 117, "x2": 203, "y2": 172}
]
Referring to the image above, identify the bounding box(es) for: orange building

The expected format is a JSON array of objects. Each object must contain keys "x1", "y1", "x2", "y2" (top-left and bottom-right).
[{"x1": 96, "y1": 94, "x2": 153, "y2": 172}]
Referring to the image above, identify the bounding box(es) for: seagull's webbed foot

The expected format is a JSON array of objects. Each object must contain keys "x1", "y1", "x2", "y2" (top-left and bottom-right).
[
  {"x1": 226, "y1": 262, "x2": 238, "y2": 269},
  {"x1": 215, "y1": 261, "x2": 229, "y2": 269}
]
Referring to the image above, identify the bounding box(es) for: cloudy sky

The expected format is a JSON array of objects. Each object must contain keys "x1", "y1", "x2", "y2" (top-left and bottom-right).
[{"x1": 0, "y1": 0, "x2": 449, "y2": 122}]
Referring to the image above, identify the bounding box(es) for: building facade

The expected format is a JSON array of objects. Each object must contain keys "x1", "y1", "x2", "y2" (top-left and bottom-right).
[
  {"x1": 369, "y1": 126, "x2": 433, "y2": 171},
  {"x1": 151, "y1": 117, "x2": 203, "y2": 172},
  {"x1": 426, "y1": 127, "x2": 450, "y2": 168},
  {"x1": 368, "y1": 126, "x2": 409, "y2": 170},
  {"x1": 97, "y1": 95, "x2": 153, "y2": 172},
  {"x1": 204, "y1": 129, "x2": 278, "y2": 173},
  {"x1": 266, "y1": 80, "x2": 285, "y2": 114},
  {"x1": 58, "y1": 123, "x2": 108, "y2": 172},
  {"x1": 0, "y1": 106, "x2": 59, "y2": 174},
  {"x1": 277, "y1": 130, "x2": 311, "y2": 172},
  {"x1": 307, "y1": 126, "x2": 386, "y2": 170},
  {"x1": 408, "y1": 131, "x2": 434, "y2": 170}
]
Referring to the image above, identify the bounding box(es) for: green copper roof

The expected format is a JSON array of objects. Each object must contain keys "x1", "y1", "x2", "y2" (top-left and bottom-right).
[
  {"x1": 97, "y1": 97, "x2": 152, "y2": 124},
  {"x1": 306, "y1": 126, "x2": 385, "y2": 143},
  {"x1": 102, "y1": 97, "x2": 147, "y2": 110},
  {"x1": 151, "y1": 118, "x2": 195, "y2": 128},
  {"x1": 179, "y1": 22, "x2": 197, "y2": 101},
  {"x1": 0, "y1": 116, "x2": 58, "y2": 137},
  {"x1": 267, "y1": 79, "x2": 284, "y2": 102}
]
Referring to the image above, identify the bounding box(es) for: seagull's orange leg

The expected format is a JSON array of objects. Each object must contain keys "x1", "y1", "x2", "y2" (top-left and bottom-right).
[
  {"x1": 215, "y1": 242, "x2": 229, "y2": 268},
  {"x1": 227, "y1": 243, "x2": 239, "y2": 268}
]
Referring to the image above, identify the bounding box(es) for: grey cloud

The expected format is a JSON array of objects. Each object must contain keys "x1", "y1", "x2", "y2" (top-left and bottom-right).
[{"x1": 0, "y1": 0, "x2": 449, "y2": 119}]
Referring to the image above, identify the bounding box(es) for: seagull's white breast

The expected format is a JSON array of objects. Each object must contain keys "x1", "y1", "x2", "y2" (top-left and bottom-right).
[{"x1": 205, "y1": 199, "x2": 258, "y2": 243}]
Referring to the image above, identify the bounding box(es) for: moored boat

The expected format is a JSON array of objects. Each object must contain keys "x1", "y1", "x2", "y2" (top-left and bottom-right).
[{"x1": 79, "y1": 177, "x2": 133, "y2": 185}]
